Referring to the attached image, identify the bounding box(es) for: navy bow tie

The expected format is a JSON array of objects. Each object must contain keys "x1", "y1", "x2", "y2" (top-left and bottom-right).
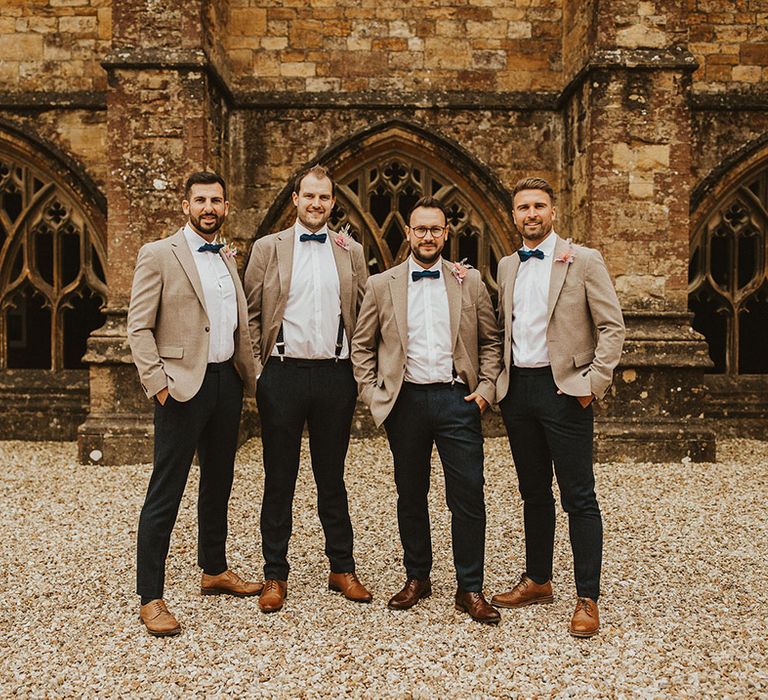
[
  {"x1": 198, "y1": 242, "x2": 224, "y2": 253},
  {"x1": 518, "y1": 248, "x2": 545, "y2": 262},
  {"x1": 412, "y1": 269, "x2": 440, "y2": 281},
  {"x1": 299, "y1": 232, "x2": 327, "y2": 243}
]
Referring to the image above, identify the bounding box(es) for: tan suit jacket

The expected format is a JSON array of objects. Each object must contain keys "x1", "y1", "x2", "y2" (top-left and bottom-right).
[
  {"x1": 127, "y1": 228, "x2": 257, "y2": 402},
  {"x1": 496, "y1": 234, "x2": 625, "y2": 402},
  {"x1": 351, "y1": 259, "x2": 502, "y2": 427},
  {"x1": 244, "y1": 226, "x2": 368, "y2": 375}
]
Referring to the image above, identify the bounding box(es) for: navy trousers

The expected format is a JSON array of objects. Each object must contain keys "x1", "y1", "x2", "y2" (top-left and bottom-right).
[
  {"x1": 136, "y1": 361, "x2": 243, "y2": 599},
  {"x1": 256, "y1": 357, "x2": 357, "y2": 580},
  {"x1": 499, "y1": 366, "x2": 602, "y2": 600},
  {"x1": 384, "y1": 382, "x2": 487, "y2": 592}
]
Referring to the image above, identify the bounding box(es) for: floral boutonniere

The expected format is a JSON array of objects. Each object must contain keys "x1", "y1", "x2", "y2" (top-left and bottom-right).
[
  {"x1": 334, "y1": 223, "x2": 352, "y2": 251},
  {"x1": 220, "y1": 239, "x2": 239, "y2": 259},
  {"x1": 554, "y1": 238, "x2": 576, "y2": 264},
  {"x1": 450, "y1": 257, "x2": 472, "y2": 284}
]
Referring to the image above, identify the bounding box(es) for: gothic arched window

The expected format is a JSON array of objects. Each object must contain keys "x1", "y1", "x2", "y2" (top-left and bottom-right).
[
  {"x1": 262, "y1": 124, "x2": 517, "y2": 296},
  {"x1": 689, "y1": 164, "x2": 768, "y2": 374},
  {"x1": 0, "y1": 143, "x2": 107, "y2": 370}
]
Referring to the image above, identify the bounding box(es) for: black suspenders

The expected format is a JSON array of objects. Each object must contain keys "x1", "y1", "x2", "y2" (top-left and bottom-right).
[{"x1": 275, "y1": 316, "x2": 345, "y2": 362}]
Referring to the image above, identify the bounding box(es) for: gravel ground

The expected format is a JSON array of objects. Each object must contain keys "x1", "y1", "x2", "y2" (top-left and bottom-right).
[{"x1": 1, "y1": 435, "x2": 766, "y2": 698}]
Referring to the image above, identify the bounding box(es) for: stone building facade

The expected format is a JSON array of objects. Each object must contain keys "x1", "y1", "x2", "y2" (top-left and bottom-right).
[{"x1": 0, "y1": 0, "x2": 766, "y2": 464}]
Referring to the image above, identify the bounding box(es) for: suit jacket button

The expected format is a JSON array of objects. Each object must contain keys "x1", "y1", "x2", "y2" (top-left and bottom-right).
[{"x1": 205, "y1": 326, "x2": 210, "y2": 332}]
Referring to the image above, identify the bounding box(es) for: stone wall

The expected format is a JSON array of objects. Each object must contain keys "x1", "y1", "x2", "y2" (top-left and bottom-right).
[
  {"x1": 225, "y1": 108, "x2": 560, "y2": 252},
  {"x1": 0, "y1": 0, "x2": 110, "y2": 94},
  {"x1": 689, "y1": 0, "x2": 768, "y2": 94},
  {"x1": 222, "y1": 0, "x2": 562, "y2": 94}
]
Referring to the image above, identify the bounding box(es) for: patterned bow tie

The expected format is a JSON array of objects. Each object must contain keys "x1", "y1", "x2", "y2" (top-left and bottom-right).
[
  {"x1": 518, "y1": 248, "x2": 545, "y2": 262},
  {"x1": 299, "y1": 232, "x2": 327, "y2": 243},
  {"x1": 412, "y1": 269, "x2": 440, "y2": 281},
  {"x1": 198, "y1": 242, "x2": 224, "y2": 253}
]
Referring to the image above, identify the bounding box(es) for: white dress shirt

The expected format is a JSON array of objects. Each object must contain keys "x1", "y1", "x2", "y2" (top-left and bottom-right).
[
  {"x1": 273, "y1": 220, "x2": 348, "y2": 360},
  {"x1": 512, "y1": 231, "x2": 557, "y2": 368},
  {"x1": 405, "y1": 256, "x2": 458, "y2": 384},
  {"x1": 183, "y1": 224, "x2": 237, "y2": 363}
]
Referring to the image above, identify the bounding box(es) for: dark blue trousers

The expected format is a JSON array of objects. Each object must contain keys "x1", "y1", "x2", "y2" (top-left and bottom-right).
[
  {"x1": 136, "y1": 362, "x2": 243, "y2": 599},
  {"x1": 256, "y1": 357, "x2": 357, "y2": 581},
  {"x1": 499, "y1": 366, "x2": 602, "y2": 600},
  {"x1": 384, "y1": 382, "x2": 486, "y2": 592}
]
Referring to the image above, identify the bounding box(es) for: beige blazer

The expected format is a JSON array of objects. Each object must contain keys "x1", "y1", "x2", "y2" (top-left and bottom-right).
[
  {"x1": 496, "y1": 234, "x2": 625, "y2": 402},
  {"x1": 127, "y1": 228, "x2": 257, "y2": 402},
  {"x1": 351, "y1": 258, "x2": 502, "y2": 427},
  {"x1": 244, "y1": 226, "x2": 368, "y2": 375}
]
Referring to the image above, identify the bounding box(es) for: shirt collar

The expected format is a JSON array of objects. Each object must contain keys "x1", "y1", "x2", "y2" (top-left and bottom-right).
[
  {"x1": 184, "y1": 223, "x2": 214, "y2": 251},
  {"x1": 408, "y1": 255, "x2": 443, "y2": 276},
  {"x1": 294, "y1": 219, "x2": 329, "y2": 241},
  {"x1": 521, "y1": 231, "x2": 557, "y2": 257}
]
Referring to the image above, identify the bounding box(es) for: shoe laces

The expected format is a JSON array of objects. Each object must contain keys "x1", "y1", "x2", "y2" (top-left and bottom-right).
[
  {"x1": 264, "y1": 579, "x2": 280, "y2": 593},
  {"x1": 575, "y1": 597, "x2": 594, "y2": 615}
]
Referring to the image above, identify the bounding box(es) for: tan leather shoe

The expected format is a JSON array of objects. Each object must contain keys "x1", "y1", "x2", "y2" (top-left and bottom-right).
[
  {"x1": 201, "y1": 569, "x2": 263, "y2": 597},
  {"x1": 139, "y1": 599, "x2": 181, "y2": 637},
  {"x1": 259, "y1": 579, "x2": 287, "y2": 613},
  {"x1": 491, "y1": 573, "x2": 554, "y2": 609},
  {"x1": 328, "y1": 572, "x2": 373, "y2": 603},
  {"x1": 455, "y1": 590, "x2": 501, "y2": 625},
  {"x1": 569, "y1": 597, "x2": 599, "y2": 637},
  {"x1": 387, "y1": 578, "x2": 432, "y2": 610}
]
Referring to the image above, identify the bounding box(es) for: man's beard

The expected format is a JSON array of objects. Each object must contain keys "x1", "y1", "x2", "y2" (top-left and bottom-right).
[
  {"x1": 518, "y1": 221, "x2": 552, "y2": 243},
  {"x1": 411, "y1": 242, "x2": 443, "y2": 266},
  {"x1": 190, "y1": 212, "x2": 224, "y2": 235}
]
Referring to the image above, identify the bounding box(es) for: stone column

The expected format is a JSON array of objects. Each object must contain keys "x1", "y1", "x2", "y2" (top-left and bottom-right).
[
  {"x1": 77, "y1": 0, "x2": 226, "y2": 464},
  {"x1": 561, "y1": 1, "x2": 716, "y2": 461}
]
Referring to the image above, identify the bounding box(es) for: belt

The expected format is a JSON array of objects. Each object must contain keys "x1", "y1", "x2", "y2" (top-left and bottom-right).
[
  {"x1": 206, "y1": 360, "x2": 233, "y2": 371},
  {"x1": 403, "y1": 381, "x2": 462, "y2": 390},
  {"x1": 510, "y1": 365, "x2": 552, "y2": 376}
]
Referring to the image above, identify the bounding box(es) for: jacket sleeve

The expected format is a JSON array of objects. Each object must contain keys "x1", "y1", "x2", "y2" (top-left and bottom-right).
[
  {"x1": 474, "y1": 272, "x2": 502, "y2": 405},
  {"x1": 350, "y1": 276, "x2": 380, "y2": 408},
  {"x1": 584, "y1": 249, "x2": 626, "y2": 399},
  {"x1": 126, "y1": 245, "x2": 167, "y2": 399},
  {"x1": 244, "y1": 239, "x2": 266, "y2": 377}
]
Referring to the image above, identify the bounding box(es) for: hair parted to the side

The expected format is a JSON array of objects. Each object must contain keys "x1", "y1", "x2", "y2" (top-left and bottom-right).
[
  {"x1": 292, "y1": 164, "x2": 336, "y2": 198},
  {"x1": 184, "y1": 171, "x2": 227, "y2": 200},
  {"x1": 407, "y1": 196, "x2": 448, "y2": 225},
  {"x1": 512, "y1": 177, "x2": 555, "y2": 203}
]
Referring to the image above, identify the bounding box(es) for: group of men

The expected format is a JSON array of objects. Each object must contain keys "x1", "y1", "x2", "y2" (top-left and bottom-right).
[{"x1": 126, "y1": 165, "x2": 625, "y2": 640}]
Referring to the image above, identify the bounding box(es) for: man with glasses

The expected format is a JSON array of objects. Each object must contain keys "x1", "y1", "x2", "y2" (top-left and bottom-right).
[{"x1": 351, "y1": 196, "x2": 502, "y2": 624}]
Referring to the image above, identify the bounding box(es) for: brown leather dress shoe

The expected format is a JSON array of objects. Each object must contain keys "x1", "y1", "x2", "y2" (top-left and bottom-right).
[
  {"x1": 259, "y1": 579, "x2": 287, "y2": 613},
  {"x1": 201, "y1": 569, "x2": 263, "y2": 597},
  {"x1": 139, "y1": 599, "x2": 181, "y2": 637},
  {"x1": 455, "y1": 590, "x2": 501, "y2": 625},
  {"x1": 328, "y1": 572, "x2": 373, "y2": 603},
  {"x1": 387, "y1": 578, "x2": 432, "y2": 610},
  {"x1": 569, "y1": 597, "x2": 599, "y2": 637},
  {"x1": 491, "y1": 573, "x2": 554, "y2": 609}
]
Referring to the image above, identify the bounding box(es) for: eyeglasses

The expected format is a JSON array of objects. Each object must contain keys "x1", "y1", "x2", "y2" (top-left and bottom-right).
[{"x1": 409, "y1": 226, "x2": 447, "y2": 238}]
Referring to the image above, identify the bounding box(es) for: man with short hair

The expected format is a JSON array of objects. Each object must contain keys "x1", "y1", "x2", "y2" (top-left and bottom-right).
[
  {"x1": 245, "y1": 164, "x2": 372, "y2": 613},
  {"x1": 351, "y1": 196, "x2": 502, "y2": 624},
  {"x1": 128, "y1": 171, "x2": 261, "y2": 637},
  {"x1": 491, "y1": 177, "x2": 625, "y2": 637}
]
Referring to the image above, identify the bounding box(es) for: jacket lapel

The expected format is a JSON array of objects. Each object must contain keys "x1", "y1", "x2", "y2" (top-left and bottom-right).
[
  {"x1": 388, "y1": 261, "x2": 409, "y2": 355},
  {"x1": 330, "y1": 229, "x2": 352, "y2": 324},
  {"x1": 170, "y1": 228, "x2": 207, "y2": 315},
  {"x1": 276, "y1": 227, "x2": 295, "y2": 297},
  {"x1": 504, "y1": 253, "x2": 521, "y2": 318},
  {"x1": 442, "y1": 260, "x2": 461, "y2": 352},
  {"x1": 547, "y1": 234, "x2": 569, "y2": 323}
]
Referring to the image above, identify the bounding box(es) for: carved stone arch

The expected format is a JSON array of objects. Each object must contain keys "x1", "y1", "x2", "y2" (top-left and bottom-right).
[
  {"x1": 0, "y1": 124, "x2": 108, "y2": 371},
  {"x1": 689, "y1": 142, "x2": 768, "y2": 375},
  {"x1": 256, "y1": 120, "x2": 518, "y2": 293}
]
